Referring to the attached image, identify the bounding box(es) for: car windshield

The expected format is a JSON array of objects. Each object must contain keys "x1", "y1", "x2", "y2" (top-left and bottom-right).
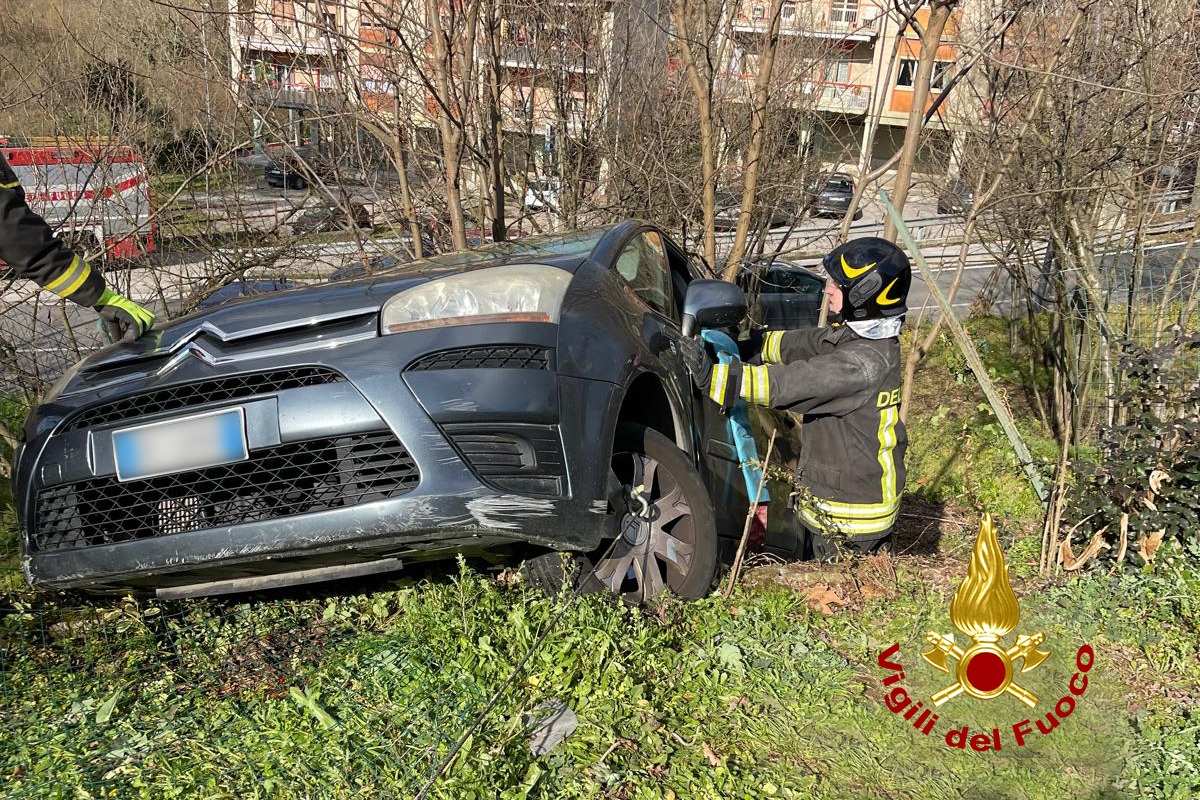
[
  {"x1": 417, "y1": 228, "x2": 607, "y2": 271},
  {"x1": 824, "y1": 177, "x2": 854, "y2": 191}
]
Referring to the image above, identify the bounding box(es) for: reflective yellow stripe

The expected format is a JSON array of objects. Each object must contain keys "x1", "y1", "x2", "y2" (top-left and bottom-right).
[
  {"x1": 709, "y1": 363, "x2": 729, "y2": 405},
  {"x1": 43, "y1": 255, "x2": 88, "y2": 295},
  {"x1": 740, "y1": 364, "x2": 769, "y2": 405},
  {"x1": 811, "y1": 496, "x2": 900, "y2": 519},
  {"x1": 877, "y1": 404, "x2": 899, "y2": 505},
  {"x1": 0, "y1": 179, "x2": 21, "y2": 189},
  {"x1": 799, "y1": 504, "x2": 899, "y2": 535},
  {"x1": 764, "y1": 331, "x2": 785, "y2": 364},
  {"x1": 59, "y1": 261, "x2": 93, "y2": 298}
]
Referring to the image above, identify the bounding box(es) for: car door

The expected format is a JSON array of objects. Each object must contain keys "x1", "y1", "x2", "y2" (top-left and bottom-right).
[
  {"x1": 665, "y1": 244, "x2": 806, "y2": 555},
  {"x1": 612, "y1": 229, "x2": 691, "y2": 403},
  {"x1": 758, "y1": 266, "x2": 824, "y2": 330}
]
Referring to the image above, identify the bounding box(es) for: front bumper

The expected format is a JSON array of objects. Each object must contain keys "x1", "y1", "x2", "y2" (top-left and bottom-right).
[{"x1": 18, "y1": 321, "x2": 617, "y2": 592}]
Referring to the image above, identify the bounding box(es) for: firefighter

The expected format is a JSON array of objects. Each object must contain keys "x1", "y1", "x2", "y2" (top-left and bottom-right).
[
  {"x1": 0, "y1": 151, "x2": 154, "y2": 341},
  {"x1": 680, "y1": 237, "x2": 910, "y2": 559}
]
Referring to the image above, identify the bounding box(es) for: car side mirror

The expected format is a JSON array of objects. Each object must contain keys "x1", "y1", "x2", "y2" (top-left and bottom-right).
[{"x1": 681, "y1": 279, "x2": 747, "y2": 337}]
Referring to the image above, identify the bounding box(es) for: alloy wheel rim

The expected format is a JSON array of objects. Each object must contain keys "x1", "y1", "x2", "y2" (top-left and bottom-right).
[{"x1": 593, "y1": 450, "x2": 696, "y2": 603}]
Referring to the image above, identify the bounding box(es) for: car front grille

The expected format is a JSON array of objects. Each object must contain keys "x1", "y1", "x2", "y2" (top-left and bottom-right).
[
  {"x1": 442, "y1": 423, "x2": 565, "y2": 496},
  {"x1": 63, "y1": 367, "x2": 346, "y2": 431},
  {"x1": 32, "y1": 431, "x2": 418, "y2": 552},
  {"x1": 407, "y1": 346, "x2": 551, "y2": 372}
]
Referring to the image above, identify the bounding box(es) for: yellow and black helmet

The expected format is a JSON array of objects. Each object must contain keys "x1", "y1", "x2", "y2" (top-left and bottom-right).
[{"x1": 822, "y1": 237, "x2": 912, "y2": 320}]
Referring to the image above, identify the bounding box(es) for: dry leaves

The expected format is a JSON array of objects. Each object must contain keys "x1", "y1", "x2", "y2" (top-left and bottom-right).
[
  {"x1": 1139, "y1": 529, "x2": 1166, "y2": 564},
  {"x1": 1060, "y1": 529, "x2": 1108, "y2": 570},
  {"x1": 701, "y1": 742, "x2": 721, "y2": 767},
  {"x1": 804, "y1": 585, "x2": 848, "y2": 615}
]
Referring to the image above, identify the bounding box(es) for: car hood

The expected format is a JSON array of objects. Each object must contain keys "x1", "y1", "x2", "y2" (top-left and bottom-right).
[{"x1": 66, "y1": 255, "x2": 573, "y2": 383}]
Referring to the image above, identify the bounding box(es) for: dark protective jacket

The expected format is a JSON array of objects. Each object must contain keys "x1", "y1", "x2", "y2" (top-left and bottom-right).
[
  {"x1": 0, "y1": 151, "x2": 105, "y2": 305},
  {"x1": 744, "y1": 326, "x2": 906, "y2": 539}
]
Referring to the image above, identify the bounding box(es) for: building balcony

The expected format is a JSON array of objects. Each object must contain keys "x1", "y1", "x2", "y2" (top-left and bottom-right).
[
  {"x1": 490, "y1": 43, "x2": 600, "y2": 74},
  {"x1": 234, "y1": 17, "x2": 342, "y2": 55},
  {"x1": 239, "y1": 81, "x2": 343, "y2": 111},
  {"x1": 733, "y1": 11, "x2": 881, "y2": 41},
  {"x1": 807, "y1": 82, "x2": 872, "y2": 114}
]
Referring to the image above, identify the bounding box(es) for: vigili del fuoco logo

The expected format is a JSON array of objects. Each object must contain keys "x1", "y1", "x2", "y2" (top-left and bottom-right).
[{"x1": 875, "y1": 514, "x2": 1096, "y2": 750}]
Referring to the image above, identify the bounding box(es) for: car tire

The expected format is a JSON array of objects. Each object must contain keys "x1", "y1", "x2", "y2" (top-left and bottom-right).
[
  {"x1": 520, "y1": 550, "x2": 592, "y2": 597},
  {"x1": 581, "y1": 423, "x2": 718, "y2": 603}
]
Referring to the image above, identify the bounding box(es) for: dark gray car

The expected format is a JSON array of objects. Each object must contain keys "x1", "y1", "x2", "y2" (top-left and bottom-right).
[
  {"x1": 805, "y1": 172, "x2": 856, "y2": 217},
  {"x1": 14, "y1": 221, "x2": 808, "y2": 602},
  {"x1": 739, "y1": 260, "x2": 826, "y2": 331}
]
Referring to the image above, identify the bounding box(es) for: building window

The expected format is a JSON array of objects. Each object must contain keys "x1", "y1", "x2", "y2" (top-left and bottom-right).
[
  {"x1": 896, "y1": 59, "x2": 954, "y2": 90},
  {"x1": 825, "y1": 59, "x2": 850, "y2": 84},
  {"x1": 830, "y1": 0, "x2": 857, "y2": 25},
  {"x1": 932, "y1": 61, "x2": 953, "y2": 91},
  {"x1": 782, "y1": 2, "x2": 796, "y2": 21},
  {"x1": 752, "y1": 4, "x2": 765, "y2": 20}
]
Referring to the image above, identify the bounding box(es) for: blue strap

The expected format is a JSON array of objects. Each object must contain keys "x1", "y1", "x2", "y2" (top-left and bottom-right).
[{"x1": 701, "y1": 329, "x2": 769, "y2": 504}]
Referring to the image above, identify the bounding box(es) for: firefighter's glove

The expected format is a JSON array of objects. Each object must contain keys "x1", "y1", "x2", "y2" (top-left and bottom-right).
[
  {"x1": 679, "y1": 336, "x2": 741, "y2": 414},
  {"x1": 95, "y1": 288, "x2": 156, "y2": 342}
]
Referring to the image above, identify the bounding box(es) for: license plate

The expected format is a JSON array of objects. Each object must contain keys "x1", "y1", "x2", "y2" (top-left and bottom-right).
[{"x1": 113, "y1": 408, "x2": 248, "y2": 482}]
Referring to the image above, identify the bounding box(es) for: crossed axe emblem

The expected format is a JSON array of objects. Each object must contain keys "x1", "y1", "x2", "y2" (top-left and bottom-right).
[{"x1": 922, "y1": 631, "x2": 1051, "y2": 708}]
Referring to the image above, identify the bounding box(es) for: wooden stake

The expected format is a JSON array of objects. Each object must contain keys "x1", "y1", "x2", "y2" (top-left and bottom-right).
[{"x1": 723, "y1": 430, "x2": 777, "y2": 599}]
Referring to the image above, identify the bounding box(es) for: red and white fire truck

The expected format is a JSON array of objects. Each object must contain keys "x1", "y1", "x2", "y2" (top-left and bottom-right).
[{"x1": 0, "y1": 138, "x2": 156, "y2": 259}]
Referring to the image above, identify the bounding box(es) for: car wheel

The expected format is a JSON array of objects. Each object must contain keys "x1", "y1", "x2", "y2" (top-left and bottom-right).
[{"x1": 583, "y1": 423, "x2": 718, "y2": 603}]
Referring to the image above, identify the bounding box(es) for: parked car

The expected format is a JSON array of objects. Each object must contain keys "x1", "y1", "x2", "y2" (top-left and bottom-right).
[
  {"x1": 804, "y1": 172, "x2": 856, "y2": 217},
  {"x1": 15, "y1": 221, "x2": 808, "y2": 602},
  {"x1": 197, "y1": 278, "x2": 297, "y2": 310},
  {"x1": 712, "y1": 190, "x2": 795, "y2": 231},
  {"x1": 937, "y1": 177, "x2": 976, "y2": 215},
  {"x1": 264, "y1": 147, "x2": 339, "y2": 190},
  {"x1": 737, "y1": 260, "x2": 826, "y2": 331},
  {"x1": 523, "y1": 178, "x2": 561, "y2": 211},
  {"x1": 290, "y1": 202, "x2": 373, "y2": 234}
]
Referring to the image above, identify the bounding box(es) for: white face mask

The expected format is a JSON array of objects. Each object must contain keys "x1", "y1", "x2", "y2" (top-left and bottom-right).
[{"x1": 847, "y1": 317, "x2": 903, "y2": 339}]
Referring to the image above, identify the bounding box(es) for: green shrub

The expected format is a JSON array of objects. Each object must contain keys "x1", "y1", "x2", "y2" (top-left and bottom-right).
[{"x1": 1068, "y1": 332, "x2": 1200, "y2": 569}]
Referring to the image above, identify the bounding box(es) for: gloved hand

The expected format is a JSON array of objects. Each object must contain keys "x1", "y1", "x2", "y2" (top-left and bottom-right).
[
  {"x1": 677, "y1": 336, "x2": 741, "y2": 413},
  {"x1": 677, "y1": 336, "x2": 713, "y2": 392},
  {"x1": 95, "y1": 288, "x2": 156, "y2": 342}
]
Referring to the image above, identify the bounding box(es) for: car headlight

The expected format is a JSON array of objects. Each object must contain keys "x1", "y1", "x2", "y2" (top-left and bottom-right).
[{"x1": 380, "y1": 264, "x2": 572, "y2": 334}]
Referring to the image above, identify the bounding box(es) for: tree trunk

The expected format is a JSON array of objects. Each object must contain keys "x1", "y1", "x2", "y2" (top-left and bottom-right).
[
  {"x1": 483, "y1": 0, "x2": 507, "y2": 242},
  {"x1": 673, "y1": 0, "x2": 719, "y2": 270},
  {"x1": 723, "y1": 0, "x2": 784, "y2": 280},
  {"x1": 883, "y1": 0, "x2": 955, "y2": 242},
  {"x1": 426, "y1": 0, "x2": 470, "y2": 251}
]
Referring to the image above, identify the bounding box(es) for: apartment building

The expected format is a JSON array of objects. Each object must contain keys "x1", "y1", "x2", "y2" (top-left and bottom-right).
[
  {"x1": 227, "y1": 0, "x2": 360, "y2": 147},
  {"x1": 227, "y1": 0, "x2": 965, "y2": 184},
  {"x1": 727, "y1": 0, "x2": 965, "y2": 173}
]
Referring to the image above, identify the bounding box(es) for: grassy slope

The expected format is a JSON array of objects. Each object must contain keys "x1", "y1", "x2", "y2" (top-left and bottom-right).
[{"x1": 1, "y1": 318, "x2": 1198, "y2": 799}]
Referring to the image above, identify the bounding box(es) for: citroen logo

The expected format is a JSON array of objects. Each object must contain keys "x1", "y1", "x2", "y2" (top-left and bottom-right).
[
  {"x1": 841, "y1": 254, "x2": 876, "y2": 279},
  {"x1": 187, "y1": 343, "x2": 219, "y2": 365}
]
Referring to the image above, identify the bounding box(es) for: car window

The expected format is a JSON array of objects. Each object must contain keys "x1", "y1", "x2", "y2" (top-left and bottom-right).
[
  {"x1": 614, "y1": 231, "x2": 671, "y2": 315},
  {"x1": 825, "y1": 176, "x2": 854, "y2": 191},
  {"x1": 763, "y1": 269, "x2": 819, "y2": 293}
]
